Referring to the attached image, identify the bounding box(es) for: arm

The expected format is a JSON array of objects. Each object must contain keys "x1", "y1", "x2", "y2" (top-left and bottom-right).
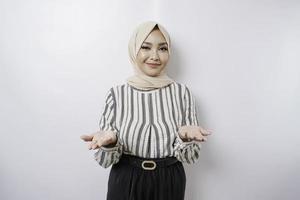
[
  {"x1": 173, "y1": 86, "x2": 202, "y2": 164},
  {"x1": 94, "y1": 88, "x2": 123, "y2": 168}
]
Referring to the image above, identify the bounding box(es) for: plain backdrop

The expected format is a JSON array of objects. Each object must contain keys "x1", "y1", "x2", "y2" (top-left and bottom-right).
[{"x1": 1, "y1": 0, "x2": 299, "y2": 200}]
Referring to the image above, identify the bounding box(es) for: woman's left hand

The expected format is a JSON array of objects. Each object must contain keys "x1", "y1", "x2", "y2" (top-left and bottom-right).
[{"x1": 178, "y1": 125, "x2": 212, "y2": 142}]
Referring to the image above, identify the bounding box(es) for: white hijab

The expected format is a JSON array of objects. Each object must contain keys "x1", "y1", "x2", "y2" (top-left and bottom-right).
[{"x1": 126, "y1": 21, "x2": 174, "y2": 90}]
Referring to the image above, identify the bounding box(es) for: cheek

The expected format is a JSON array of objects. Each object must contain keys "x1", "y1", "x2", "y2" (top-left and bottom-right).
[
  {"x1": 137, "y1": 52, "x2": 148, "y2": 63},
  {"x1": 160, "y1": 53, "x2": 169, "y2": 64}
]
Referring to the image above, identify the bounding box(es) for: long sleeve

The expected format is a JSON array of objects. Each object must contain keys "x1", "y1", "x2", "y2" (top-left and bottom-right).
[
  {"x1": 94, "y1": 88, "x2": 123, "y2": 168},
  {"x1": 173, "y1": 86, "x2": 202, "y2": 164},
  {"x1": 183, "y1": 86, "x2": 199, "y2": 126}
]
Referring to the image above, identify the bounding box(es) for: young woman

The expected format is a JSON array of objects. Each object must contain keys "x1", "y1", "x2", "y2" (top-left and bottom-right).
[{"x1": 81, "y1": 21, "x2": 212, "y2": 200}]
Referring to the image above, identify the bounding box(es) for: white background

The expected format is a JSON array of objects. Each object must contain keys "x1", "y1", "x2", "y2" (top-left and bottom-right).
[{"x1": 1, "y1": 0, "x2": 299, "y2": 199}]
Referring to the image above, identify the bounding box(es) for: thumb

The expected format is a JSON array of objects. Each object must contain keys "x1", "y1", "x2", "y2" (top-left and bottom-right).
[{"x1": 80, "y1": 134, "x2": 93, "y2": 141}]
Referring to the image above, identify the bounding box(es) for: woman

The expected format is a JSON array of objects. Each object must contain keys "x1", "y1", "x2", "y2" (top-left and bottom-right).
[{"x1": 80, "y1": 21, "x2": 212, "y2": 200}]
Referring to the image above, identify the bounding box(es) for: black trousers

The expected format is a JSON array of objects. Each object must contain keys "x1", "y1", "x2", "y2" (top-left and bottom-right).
[{"x1": 107, "y1": 154, "x2": 186, "y2": 200}]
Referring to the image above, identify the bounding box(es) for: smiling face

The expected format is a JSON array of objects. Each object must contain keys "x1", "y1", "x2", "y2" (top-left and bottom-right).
[{"x1": 136, "y1": 28, "x2": 169, "y2": 77}]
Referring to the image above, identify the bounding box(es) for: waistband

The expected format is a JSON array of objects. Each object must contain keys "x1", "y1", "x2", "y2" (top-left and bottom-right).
[{"x1": 119, "y1": 153, "x2": 179, "y2": 170}]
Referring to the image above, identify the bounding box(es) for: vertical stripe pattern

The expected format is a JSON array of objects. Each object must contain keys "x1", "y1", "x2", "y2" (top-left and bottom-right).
[{"x1": 94, "y1": 82, "x2": 202, "y2": 168}]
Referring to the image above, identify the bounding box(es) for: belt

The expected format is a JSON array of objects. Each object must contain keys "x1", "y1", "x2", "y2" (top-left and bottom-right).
[{"x1": 119, "y1": 154, "x2": 179, "y2": 171}]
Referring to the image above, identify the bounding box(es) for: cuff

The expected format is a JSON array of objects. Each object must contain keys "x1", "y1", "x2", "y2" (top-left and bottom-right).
[
  {"x1": 100, "y1": 138, "x2": 122, "y2": 152},
  {"x1": 174, "y1": 136, "x2": 199, "y2": 151}
]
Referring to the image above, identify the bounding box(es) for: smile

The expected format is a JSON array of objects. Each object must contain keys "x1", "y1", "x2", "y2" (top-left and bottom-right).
[{"x1": 146, "y1": 63, "x2": 161, "y2": 68}]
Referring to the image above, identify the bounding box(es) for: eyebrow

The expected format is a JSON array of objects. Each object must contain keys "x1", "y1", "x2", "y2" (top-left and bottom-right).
[{"x1": 142, "y1": 42, "x2": 168, "y2": 46}]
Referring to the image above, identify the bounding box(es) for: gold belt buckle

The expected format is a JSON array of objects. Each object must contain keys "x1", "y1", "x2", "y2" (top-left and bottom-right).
[{"x1": 142, "y1": 160, "x2": 156, "y2": 170}]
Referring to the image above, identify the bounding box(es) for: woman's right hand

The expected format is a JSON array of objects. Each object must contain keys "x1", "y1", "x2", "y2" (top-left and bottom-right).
[{"x1": 80, "y1": 130, "x2": 117, "y2": 150}]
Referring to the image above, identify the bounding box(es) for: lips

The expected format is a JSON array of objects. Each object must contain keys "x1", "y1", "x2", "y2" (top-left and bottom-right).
[{"x1": 146, "y1": 63, "x2": 161, "y2": 68}]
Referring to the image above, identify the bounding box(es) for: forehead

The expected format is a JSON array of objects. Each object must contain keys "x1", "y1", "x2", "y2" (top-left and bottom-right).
[{"x1": 143, "y1": 29, "x2": 167, "y2": 44}]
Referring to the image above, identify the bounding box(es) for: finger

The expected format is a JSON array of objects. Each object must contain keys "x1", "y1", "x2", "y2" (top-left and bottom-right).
[
  {"x1": 200, "y1": 129, "x2": 212, "y2": 136},
  {"x1": 80, "y1": 134, "x2": 93, "y2": 141},
  {"x1": 199, "y1": 126, "x2": 212, "y2": 132},
  {"x1": 93, "y1": 143, "x2": 102, "y2": 150},
  {"x1": 92, "y1": 143, "x2": 99, "y2": 150},
  {"x1": 205, "y1": 129, "x2": 213, "y2": 134},
  {"x1": 195, "y1": 137, "x2": 207, "y2": 142},
  {"x1": 202, "y1": 132, "x2": 212, "y2": 136},
  {"x1": 88, "y1": 140, "x2": 97, "y2": 150},
  {"x1": 88, "y1": 142, "x2": 93, "y2": 150},
  {"x1": 91, "y1": 140, "x2": 97, "y2": 149},
  {"x1": 93, "y1": 139, "x2": 104, "y2": 150}
]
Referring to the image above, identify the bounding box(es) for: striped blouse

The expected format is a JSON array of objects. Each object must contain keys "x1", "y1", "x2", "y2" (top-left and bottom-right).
[{"x1": 94, "y1": 81, "x2": 202, "y2": 168}]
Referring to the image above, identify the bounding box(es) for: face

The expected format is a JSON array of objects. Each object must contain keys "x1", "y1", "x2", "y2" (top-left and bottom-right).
[{"x1": 136, "y1": 28, "x2": 169, "y2": 77}]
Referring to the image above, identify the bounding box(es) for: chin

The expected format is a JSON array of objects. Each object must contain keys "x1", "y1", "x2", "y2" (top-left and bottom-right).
[{"x1": 141, "y1": 68, "x2": 161, "y2": 77}]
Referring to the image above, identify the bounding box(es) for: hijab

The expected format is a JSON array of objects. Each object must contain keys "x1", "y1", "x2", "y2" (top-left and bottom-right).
[{"x1": 126, "y1": 21, "x2": 175, "y2": 90}]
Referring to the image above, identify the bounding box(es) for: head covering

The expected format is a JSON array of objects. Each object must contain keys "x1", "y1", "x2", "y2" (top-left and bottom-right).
[{"x1": 126, "y1": 21, "x2": 174, "y2": 90}]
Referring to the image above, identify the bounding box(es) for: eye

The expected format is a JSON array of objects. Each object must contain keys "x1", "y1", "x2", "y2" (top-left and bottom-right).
[
  {"x1": 141, "y1": 46, "x2": 150, "y2": 50},
  {"x1": 159, "y1": 47, "x2": 168, "y2": 51}
]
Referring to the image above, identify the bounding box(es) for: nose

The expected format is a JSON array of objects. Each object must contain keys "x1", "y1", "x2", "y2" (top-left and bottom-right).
[{"x1": 150, "y1": 50, "x2": 159, "y2": 61}]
